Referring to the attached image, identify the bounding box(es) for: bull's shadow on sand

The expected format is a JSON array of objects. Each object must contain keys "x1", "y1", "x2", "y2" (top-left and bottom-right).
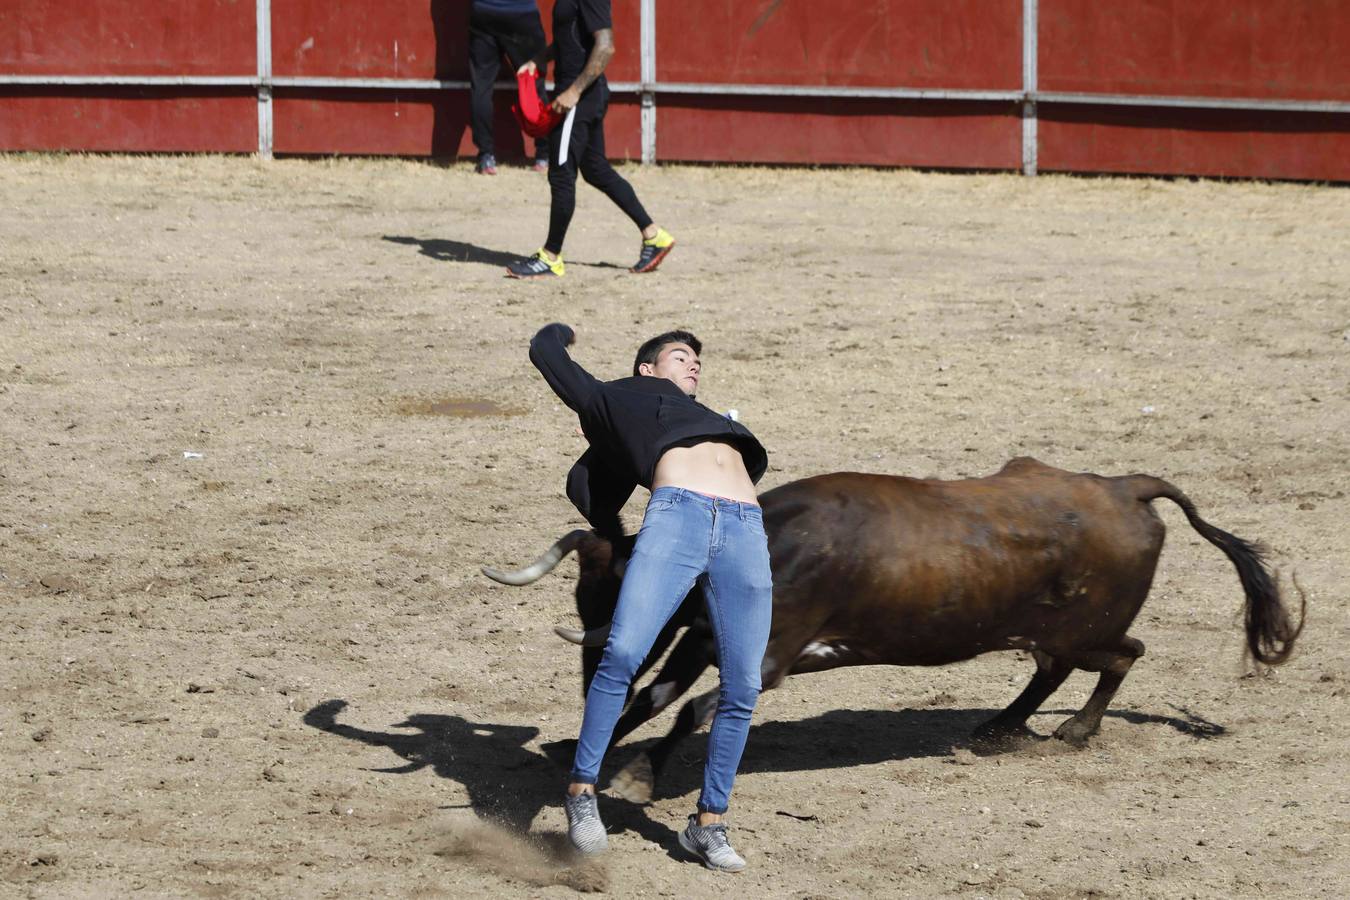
[
  {"x1": 304, "y1": 698, "x2": 1224, "y2": 838},
  {"x1": 626, "y1": 703, "x2": 1225, "y2": 799},
  {"x1": 741, "y1": 702, "x2": 1225, "y2": 773},
  {"x1": 382, "y1": 235, "x2": 624, "y2": 269},
  {"x1": 533, "y1": 703, "x2": 1223, "y2": 800}
]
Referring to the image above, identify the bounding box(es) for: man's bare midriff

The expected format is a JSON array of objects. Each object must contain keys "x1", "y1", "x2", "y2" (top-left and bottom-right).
[{"x1": 651, "y1": 440, "x2": 758, "y2": 504}]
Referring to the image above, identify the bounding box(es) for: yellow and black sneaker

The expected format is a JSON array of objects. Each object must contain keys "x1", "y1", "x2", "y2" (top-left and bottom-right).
[
  {"x1": 631, "y1": 227, "x2": 675, "y2": 274},
  {"x1": 507, "y1": 249, "x2": 565, "y2": 279}
]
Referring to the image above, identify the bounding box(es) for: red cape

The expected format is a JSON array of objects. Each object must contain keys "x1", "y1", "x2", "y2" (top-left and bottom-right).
[{"x1": 512, "y1": 69, "x2": 564, "y2": 138}]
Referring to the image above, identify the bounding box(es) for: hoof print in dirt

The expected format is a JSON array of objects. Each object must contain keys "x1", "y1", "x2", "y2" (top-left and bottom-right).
[{"x1": 39, "y1": 573, "x2": 78, "y2": 593}]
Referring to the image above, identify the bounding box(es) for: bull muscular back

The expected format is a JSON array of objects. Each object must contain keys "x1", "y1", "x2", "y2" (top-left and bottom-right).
[{"x1": 766, "y1": 459, "x2": 1169, "y2": 673}]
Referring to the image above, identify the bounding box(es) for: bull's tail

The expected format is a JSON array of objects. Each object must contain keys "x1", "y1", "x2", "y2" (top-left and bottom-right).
[{"x1": 1129, "y1": 475, "x2": 1304, "y2": 666}]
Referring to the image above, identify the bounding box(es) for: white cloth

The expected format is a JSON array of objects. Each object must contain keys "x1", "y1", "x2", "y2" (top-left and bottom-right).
[{"x1": 557, "y1": 107, "x2": 578, "y2": 166}]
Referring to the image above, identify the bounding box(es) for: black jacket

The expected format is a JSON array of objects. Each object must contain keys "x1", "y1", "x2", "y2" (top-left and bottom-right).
[{"x1": 529, "y1": 323, "x2": 768, "y2": 534}]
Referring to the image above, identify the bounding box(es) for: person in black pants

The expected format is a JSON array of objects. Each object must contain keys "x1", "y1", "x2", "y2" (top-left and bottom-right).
[
  {"x1": 468, "y1": 0, "x2": 550, "y2": 174},
  {"x1": 506, "y1": 0, "x2": 675, "y2": 278}
]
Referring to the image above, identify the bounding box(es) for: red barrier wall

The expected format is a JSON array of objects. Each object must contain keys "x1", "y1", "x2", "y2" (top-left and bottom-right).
[
  {"x1": 1039, "y1": 0, "x2": 1350, "y2": 101},
  {"x1": 658, "y1": 97, "x2": 1019, "y2": 169},
  {"x1": 1039, "y1": 105, "x2": 1350, "y2": 184},
  {"x1": 657, "y1": 0, "x2": 1021, "y2": 90},
  {"x1": 1, "y1": 1, "x2": 1346, "y2": 180},
  {"x1": 0, "y1": 88, "x2": 257, "y2": 153},
  {"x1": 0, "y1": 0, "x2": 256, "y2": 152},
  {"x1": 1035, "y1": 0, "x2": 1350, "y2": 180},
  {"x1": 654, "y1": 0, "x2": 1023, "y2": 167},
  {"x1": 1, "y1": 0, "x2": 254, "y2": 75}
]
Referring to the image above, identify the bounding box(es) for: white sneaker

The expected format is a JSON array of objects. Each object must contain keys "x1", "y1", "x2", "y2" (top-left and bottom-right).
[
  {"x1": 563, "y1": 791, "x2": 608, "y2": 854},
  {"x1": 678, "y1": 814, "x2": 746, "y2": 872}
]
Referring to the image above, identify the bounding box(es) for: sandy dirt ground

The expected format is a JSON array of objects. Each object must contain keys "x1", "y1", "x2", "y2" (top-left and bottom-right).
[{"x1": 1, "y1": 154, "x2": 1347, "y2": 899}]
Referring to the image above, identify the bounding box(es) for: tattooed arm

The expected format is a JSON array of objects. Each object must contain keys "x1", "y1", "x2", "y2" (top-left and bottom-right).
[{"x1": 552, "y1": 28, "x2": 614, "y2": 113}]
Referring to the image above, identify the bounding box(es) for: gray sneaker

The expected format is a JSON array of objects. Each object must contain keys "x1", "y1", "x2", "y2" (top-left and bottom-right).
[
  {"x1": 678, "y1": 814, "x2": 746, "y2": 872},
  {"x1": 563, "y1": 791, "x2": 608, "y2": 855}
]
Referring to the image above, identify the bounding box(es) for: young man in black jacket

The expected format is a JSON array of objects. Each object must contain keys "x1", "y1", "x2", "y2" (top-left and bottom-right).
[
  {"x1": 529, "y1": 323, "x2": 770, "y2": 871},
  {"x1": 507, "y1": 1, "x2": 675, "y2": 278}
]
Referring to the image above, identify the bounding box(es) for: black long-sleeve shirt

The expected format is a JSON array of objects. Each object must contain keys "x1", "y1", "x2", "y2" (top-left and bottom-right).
[
  {"x1": 553, "y1": 0, "x2": 611, "y2": 93},
  {"x1": 529, "y1": 323, "x2": 768, "y2": 534}
]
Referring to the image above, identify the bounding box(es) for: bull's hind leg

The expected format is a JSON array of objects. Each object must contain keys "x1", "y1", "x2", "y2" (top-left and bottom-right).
[
  {"x1": 972, "y1": 650, "x2": 1073, "y2": 745},
  {"x1": 608, "y1": 629, "x2": 714, "y2": 802},
  {"x1": 1052, "y1": 636, "x2": 1146, "y2": 746},
  {"x1": 611, "y1": 687, "x2": 719, "y2": 803},
  {"x1": 611, "y1": 639, "x2": 800, "y2": 803}
]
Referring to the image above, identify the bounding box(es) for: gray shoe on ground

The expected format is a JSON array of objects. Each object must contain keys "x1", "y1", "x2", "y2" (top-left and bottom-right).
[
  {"x1": 678, "y1": 814, "x2": 746, "y2": 872},
  {"x1": 563, "y1": 791, "x2": 608, "y2": 855}
]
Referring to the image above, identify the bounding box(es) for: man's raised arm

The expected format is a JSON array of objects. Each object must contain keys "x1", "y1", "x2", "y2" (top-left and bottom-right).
[{"x1": 529, "y1": 323, "x2": 603, "y2": 412}]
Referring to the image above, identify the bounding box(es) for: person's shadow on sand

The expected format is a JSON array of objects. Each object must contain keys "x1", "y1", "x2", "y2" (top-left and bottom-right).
[
  {"x1": 384, "y1": 236, "x2": 519, "y2": 267},
  {"x1": 303, "y1": 699, "x2": 681, "y2": 854},
  {"x1": 383, "y1": 235, "x2": 626, "y2": 270},
  {"x1": 304, "y1": 699, "x2": 553, "y2": 832}
]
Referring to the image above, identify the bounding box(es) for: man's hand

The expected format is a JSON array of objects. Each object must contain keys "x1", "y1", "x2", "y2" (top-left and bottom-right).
[
  {"x1": 551, "y1": 85, "x2": 582, "y2": 114},
  {"x1": 517, "y1": 60, "x2": 538, "y2": 77}
]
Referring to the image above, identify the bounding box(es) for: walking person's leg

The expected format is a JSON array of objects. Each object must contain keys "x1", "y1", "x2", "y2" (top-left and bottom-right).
[
  {"x1": 467, "y1": 10, "x2": 502, "y2": 173},
  {"x1": 678, "y1": 501, "x2": 773, "y2": 872},
  {"x1": 575, "y1": 92, "x2": 676, "y2": 273},
  {"x1": 506, "y1": 116, "x2": 590, "y2": 278},
  {"x1": 565, "y1": 490, "x2": 712, "y2": 852}
]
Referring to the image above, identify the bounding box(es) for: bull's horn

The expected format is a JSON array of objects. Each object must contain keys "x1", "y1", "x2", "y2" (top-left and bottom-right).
[
  {"x1": 554, "y1": 623, "x2": 612, "y2": 647},
  {"x1": 481, "y1": 530, "x2": 589, "y2": 586}
]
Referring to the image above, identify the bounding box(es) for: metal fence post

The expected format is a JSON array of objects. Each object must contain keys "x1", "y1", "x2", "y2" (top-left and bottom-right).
[
  {"x1": 1021, "y1": 0, "x2": 1038, "y2": 176},
  {"x1": 640, "y1": 0, "x2": 656, "y2": 164},
  {"x1": 257, "y1": 0, "x2": 273, "y2": 159}
]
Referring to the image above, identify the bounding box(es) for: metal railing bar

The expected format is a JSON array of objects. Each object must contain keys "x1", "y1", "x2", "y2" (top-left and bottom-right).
[
  {"x1": 257, "y1": 0, "x2": 273, "y2": 158},
  {"x1": 1021, "y1": 0, "x2": 1038, "y2": 175},
  {"x1": 647, "y1": 82, "x2": 1023, "y2": 101},
  {"x1": 1034, "y1": 91, "x2": 1350, "y2": 115},
  {"x1": 0, "y1": 74, "x2": 259, "y2": 86},
  {"x1": 2, "y1": 74, "x2": 1345, "y2": 115}
]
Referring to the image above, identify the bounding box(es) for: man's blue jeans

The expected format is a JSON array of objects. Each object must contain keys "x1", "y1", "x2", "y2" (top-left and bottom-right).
[{"x1": 569, "y1": 487, "x2": 773, "y2": 814}]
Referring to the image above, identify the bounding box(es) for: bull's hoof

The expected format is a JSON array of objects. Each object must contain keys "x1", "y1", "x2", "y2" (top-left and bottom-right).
[
  {"x1": 609, "y1": 753, "x2": 654, "y2": 804},
  {"x1": 1052, "y1": 718, "x2": 1096, "y2": 747}
]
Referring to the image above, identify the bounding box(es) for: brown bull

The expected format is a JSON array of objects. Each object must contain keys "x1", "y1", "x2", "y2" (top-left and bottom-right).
[{"x1": 484, "y1": 458, "x2": 1303, "y2": 799}]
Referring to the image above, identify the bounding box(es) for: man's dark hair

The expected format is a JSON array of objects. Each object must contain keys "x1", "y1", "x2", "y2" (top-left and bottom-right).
[{"x1": 633, "y1": 330, "x2": 702, "y2": 376}]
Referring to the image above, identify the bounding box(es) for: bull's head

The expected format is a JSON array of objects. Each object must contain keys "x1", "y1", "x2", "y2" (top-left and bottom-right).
[
  {"x1": 482, "y1": 529, "x2": 634, "y2": 691},
  {"x1": 482, "y1": 528, "x2": 696, "y2": 695}
]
